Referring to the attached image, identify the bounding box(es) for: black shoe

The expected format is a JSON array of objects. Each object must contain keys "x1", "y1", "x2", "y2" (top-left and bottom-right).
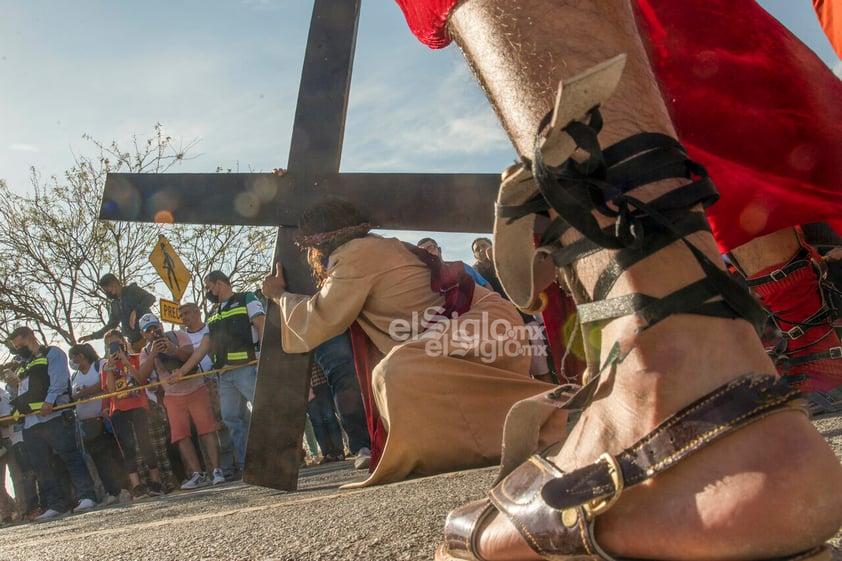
[
  {"x1": 146, "y1": 482, "x2": 163, "y2": 497},
  {"x1": 130, "y1": 484, "x2": 148, "y2": 499},
  {"x1": 319, "y1": 453, "x2": 344, "y2": 464}
]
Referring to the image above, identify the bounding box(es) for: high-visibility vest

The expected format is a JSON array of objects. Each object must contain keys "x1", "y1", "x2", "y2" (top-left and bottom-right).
[
  {"x1": 207, "y1": 293, "x2": 257, "y2": 368},
  {"x1": 16, "y1": 351, "x2": 50, "y2": 413}
]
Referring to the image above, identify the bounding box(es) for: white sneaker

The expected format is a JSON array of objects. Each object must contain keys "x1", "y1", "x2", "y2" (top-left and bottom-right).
[
  {"x1": 354, "y1": 447, "x2": 371, "y2": 470},
  {"x1": 98, "y1": 494, "x2": 118, "y2": 507},
  {"x1": 211, "y1": 468, "x2": 226, "y2": 485},
  {"x1": 74, "y1": 498, "x2": 97, "y2": 513},
  {"x1": 180, "y1": 472, "x2": 211, "y2": 490},
  {"x1": 118, "y1": 489, "x2": 132, "y2": 503},
  {"x1": 35, "y1": 508, "x2": 65, "y2": 521}
]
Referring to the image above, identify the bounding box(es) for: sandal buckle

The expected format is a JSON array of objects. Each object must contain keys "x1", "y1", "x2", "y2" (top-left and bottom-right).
[
  {"x1": 584, "y1": 453, "x2": 624, "y2": 518},
  {"x1": 547, "y1": 384, "x2": 580, "y2": 401}
]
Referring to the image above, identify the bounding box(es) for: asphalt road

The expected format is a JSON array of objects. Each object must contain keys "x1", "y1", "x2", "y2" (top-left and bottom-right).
[{"x1": 2, "y1": 414, "x2": 841, "y2": 561}]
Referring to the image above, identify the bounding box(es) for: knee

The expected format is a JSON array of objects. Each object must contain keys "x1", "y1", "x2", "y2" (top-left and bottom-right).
[
  {"x1": 371, "y1": 351, "x2": 413, "y2": 394},
  {"x1": 219, "y1": 407, "x2": 236, "y2": 423}
]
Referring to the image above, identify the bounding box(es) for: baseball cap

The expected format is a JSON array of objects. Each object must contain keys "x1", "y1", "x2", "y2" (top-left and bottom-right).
[{"x1": 138, "y1": 313, "x2": 161, "y2": 332}]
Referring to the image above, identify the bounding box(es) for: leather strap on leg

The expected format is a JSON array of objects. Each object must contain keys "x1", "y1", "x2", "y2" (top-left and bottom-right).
[
  {"x1": 496, "y1": 114, "x2": 766, "y2": 336},
  {"x1": 529, "y1": 114, "x2": 766, "y2": 334},
  {"x1": 540, "y1": 374, "x2": 802, "y2": 510},
  {"x1": 474, "y1": 375, "x2": 806, "y2": 560}
]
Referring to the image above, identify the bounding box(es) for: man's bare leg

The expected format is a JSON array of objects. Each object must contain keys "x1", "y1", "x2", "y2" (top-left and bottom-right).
[
  {"x1": 447, "y1": 0, "x2": 842, "y2": 558},
  {"x1": 730, "y1": 229, "x2": 801, "y2": 276}
]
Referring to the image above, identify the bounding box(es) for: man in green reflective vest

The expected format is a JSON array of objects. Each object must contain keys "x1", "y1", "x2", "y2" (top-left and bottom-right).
[
  {"x1": 173, "y1": 271, "x2": 264, "y2": 468},
  {"x1": 7, "y1": 326, "x2": 97, "y2": 520}
]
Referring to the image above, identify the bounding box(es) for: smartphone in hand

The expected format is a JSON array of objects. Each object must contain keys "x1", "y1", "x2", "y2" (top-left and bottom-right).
[{"x1": 108, "y1": 341, "x2": 122, "y2": 360}]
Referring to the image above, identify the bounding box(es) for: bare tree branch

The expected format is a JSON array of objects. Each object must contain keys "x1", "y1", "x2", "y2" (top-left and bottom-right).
[{"x1": 0, "y1": 125, "x2": 275, "y2": 347}]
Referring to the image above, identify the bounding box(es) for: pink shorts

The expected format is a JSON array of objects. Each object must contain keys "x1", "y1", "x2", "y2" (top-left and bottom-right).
[{"x1": 163, "y1": 384, "x2": 220, "y2": 443}]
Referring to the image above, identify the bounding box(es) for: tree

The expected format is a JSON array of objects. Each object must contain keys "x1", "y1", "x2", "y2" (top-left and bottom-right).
[
  {"x1": 0, "y1": 124, "x2": 275, "y2": 356},
  {"x1": 169, "y1": 223, "x2": 275, "y2": 305}
]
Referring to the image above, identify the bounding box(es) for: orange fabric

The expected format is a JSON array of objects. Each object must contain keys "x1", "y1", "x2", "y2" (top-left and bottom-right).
[
  {"x1": 164, "y1": 384, "x2": 220, "y2": 443},
  {"x1": 815, "y1": 0, "x2": 842, "y2": 59}
]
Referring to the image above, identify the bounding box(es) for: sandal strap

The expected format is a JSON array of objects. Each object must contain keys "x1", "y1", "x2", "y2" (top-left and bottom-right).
[
  {"x1": 769, "y1": 288, "x2": 836, "y2": 342},
  {"x1": 532, "y1": 122, "x2": 715, "y2": 251},
  {"x1": 526, "y1": 114, "x2": 766, "y2": 333},
  {"x1": 577, "y1": 279, "x2": 742, "y2": 328},
  {"x1": 473, "y1": 375, "x2": 807, "y2": 561},
  {"x1": 441, "y1": 499, "x2": 495, "y2": 561},
  {"x1": 540, "y1": 374, "x2": 802, "y2": 511},
  {"x1": 802, "y1": 388, "x2": 842, "y2": 416}
]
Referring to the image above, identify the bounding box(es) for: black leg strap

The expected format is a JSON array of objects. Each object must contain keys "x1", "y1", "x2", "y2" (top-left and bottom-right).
[{"x1": 518, "y1": 107, "x2": 766, "y2": 333}]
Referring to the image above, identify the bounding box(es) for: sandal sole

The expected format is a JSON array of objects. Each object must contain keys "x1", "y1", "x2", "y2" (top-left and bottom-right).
[{"x1": 434, "y1": 544, "x2": 831, "y2": 561}]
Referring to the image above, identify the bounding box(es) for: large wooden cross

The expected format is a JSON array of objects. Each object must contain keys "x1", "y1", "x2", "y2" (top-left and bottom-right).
[{"x1": 100, "y1": 0, "x2": 500, "y2": 490}]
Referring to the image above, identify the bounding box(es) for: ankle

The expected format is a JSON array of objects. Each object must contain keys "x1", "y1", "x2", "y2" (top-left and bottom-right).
[
  {"x1": 594, "y1": 410, "x2": 842, "y2": 560},
  {"x1": 590, "y1": 316, "x2": 777, "y2": 428}
]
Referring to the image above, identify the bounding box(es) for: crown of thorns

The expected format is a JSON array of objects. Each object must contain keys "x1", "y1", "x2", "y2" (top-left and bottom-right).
[{"x1": 296, "y1": 222, "x2": 372, "y2": 248}]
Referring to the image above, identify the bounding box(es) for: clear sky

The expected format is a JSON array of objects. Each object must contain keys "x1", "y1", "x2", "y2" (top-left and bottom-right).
[{"x1": 1, "y1": 0, "x2": 840, "y2": 264}]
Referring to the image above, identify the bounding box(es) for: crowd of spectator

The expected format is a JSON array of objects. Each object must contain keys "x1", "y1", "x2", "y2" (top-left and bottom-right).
[
  {"x1": 0, "y1": 235, "x2": 562, "y2": 525},
  {"x1": 6, "y1": 225, "x2": 835, "y2": 526},
  {"x1": 0, "y1": 269, "x2": 374, "y2": 524}
]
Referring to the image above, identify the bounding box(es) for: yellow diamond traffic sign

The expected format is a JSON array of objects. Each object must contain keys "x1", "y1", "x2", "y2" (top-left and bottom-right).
[{"x1": 149, "y1": 235, "x2": 190, "y2": 301}]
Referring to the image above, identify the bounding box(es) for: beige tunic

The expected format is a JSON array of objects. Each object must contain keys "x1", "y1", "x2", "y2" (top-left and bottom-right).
[{"x1": 279, "y1": 235, "x2": 555, "y2": 486}]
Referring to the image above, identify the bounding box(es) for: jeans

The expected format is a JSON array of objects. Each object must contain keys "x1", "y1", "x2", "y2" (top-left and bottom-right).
[
  {"x1": 307, "y1": 384, "x2": 345, "y2": 457},
  {"x1": 81, "y1": 427, "x2": 129, "y2": 496},
  {"x1": 11, "y1": 441, "x2": 41, "y2": 514},
  {"x1": 111, "y1": 408, "x2": 157, "y2": 474},
  {"x1": 314, "y1": 332, "x2": 371, "y2": 453},
  {"x1": 23, "y1": 416, "x2": 95, "y2": 512},
  {"x1": 204, "y1": 376, "x2": 239, "y2": 475},
  {"x1": 217, "y1": 364, "x2": 257, "y2": 465}
]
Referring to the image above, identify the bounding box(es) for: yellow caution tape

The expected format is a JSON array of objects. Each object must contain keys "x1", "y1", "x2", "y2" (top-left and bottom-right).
[{"x1": 0, "y1": 360, "x2": 258, "y2": 424}]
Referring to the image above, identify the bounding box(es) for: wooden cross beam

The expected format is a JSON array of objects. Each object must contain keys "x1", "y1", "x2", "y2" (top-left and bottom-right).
[{"x1": 100, "y1": 0, "x2": 500, "y2": 490}]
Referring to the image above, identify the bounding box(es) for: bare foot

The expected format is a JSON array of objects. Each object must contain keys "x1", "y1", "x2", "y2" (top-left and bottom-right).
[{"x1": 475, "y1": 315, "x2": 842, "y2": 561}]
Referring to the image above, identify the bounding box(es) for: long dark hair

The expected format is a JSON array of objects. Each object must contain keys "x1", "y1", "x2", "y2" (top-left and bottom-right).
[
  {"x1": 298, "y1": 198, "x2": 372, "y2": 285},
  {"x1": 68, "y1": 343, "x2": 100, "y2": 364}
]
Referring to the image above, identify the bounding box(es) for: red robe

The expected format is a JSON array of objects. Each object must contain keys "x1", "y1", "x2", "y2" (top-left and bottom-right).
[{"x1": 394, "y1": 0, "x2": 842, "y2": 252}]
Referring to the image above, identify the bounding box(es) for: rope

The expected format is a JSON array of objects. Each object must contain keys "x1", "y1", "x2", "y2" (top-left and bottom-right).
[{"x1": 0, "y1": 360, "x2": 258, "y2": 424}]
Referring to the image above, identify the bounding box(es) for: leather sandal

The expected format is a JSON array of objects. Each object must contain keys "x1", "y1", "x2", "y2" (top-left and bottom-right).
[
  {"x1": 436, "y1": 56, "x2": 832, "y2": 561},
  {"x1": 435, "y1": 375, "x2": 827, "y2": 561}
]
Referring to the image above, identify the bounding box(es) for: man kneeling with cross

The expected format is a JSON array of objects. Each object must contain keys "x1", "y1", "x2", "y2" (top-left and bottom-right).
[{"x1": 261, "y1": 198, "x2": 563, "y2": 487}]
